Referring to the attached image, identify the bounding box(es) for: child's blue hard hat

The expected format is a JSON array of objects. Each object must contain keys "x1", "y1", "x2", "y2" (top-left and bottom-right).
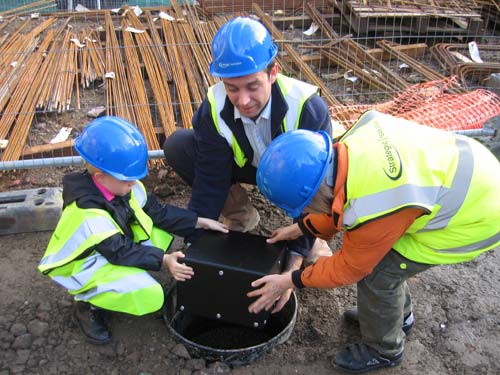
[
  {"x1": 257, "y1": 130, "x2": 333, "y2": 218},
  {"x1": 75, "y1": 116, "x2": 148, "y2": 181}
]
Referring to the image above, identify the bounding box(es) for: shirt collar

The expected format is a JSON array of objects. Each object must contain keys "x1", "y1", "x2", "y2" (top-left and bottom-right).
[
  {"x1": 234, "y1": 97, "x2": 272, "y2": 122},
  {"x1": 91, "y1": 175, "x2": 115, "y2": 202}
]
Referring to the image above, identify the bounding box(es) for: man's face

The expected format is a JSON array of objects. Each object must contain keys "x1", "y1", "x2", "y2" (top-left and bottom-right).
[{"x1": 222, "y1": 64, "x2": 278, "y2": 121}]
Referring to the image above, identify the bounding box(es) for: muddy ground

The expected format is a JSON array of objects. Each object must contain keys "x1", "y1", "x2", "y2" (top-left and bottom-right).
[{"x1": 0, "y1": 166, "x2": 499, "y2": 375}]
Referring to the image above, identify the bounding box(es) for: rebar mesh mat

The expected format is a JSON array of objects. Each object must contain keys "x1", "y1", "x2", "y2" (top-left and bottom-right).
[{"x1": 345, "y1": 0, "x2": 497, "y2": 12}]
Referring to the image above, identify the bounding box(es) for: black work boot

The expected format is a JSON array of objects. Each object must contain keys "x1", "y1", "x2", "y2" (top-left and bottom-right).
[
  {"x1": 343, "y1": 307, "x2": 414, "y2": 335},
  {"x1": 73, "y1": 301, "x2": 111, "y2": 345},
  {"x1": 334, "y1": 343, "x2": 403, "y2": 373}
]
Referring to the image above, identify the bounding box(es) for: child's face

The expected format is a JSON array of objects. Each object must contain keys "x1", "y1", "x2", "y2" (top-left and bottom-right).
[
  {"x1": 95, "y1": 172, "x2": 137, "y2": 196},
  {"x1": 303, "y1": 181, "x2": 334, "y2": 215}
]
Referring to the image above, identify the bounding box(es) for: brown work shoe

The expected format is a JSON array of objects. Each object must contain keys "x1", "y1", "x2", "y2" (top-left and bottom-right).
[
  {"x1": 222, "y1": 207, "x2": 260, "y2": 232},
  {"x1": 221, "y1": 183, "x2": 260, "y2": 232},
  {"x1": 305, "y1": 239, "x2": 333, "y2": 265},
  {"x1": 73, "y1": 301, "x2": 111, "y2": 345}
]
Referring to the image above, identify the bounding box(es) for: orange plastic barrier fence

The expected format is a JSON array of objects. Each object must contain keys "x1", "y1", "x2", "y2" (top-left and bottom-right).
[{"x1": 331, "y1": 78, "x2": 500, "y2": 131}]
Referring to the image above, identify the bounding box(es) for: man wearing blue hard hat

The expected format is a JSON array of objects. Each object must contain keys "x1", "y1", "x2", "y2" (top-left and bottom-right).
[
  {"x1": 39, "y1": 116, "x2": 228, "y2": 345},
  {"x1": 248, "y1": 110, "x2": 500, "y2": 373},
  {"x1": 163, "y1": 16, "x2": 340, "y2": 312}
]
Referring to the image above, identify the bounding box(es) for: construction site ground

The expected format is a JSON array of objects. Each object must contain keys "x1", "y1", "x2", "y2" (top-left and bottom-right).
[
  {"x1": 1, "y1": 2, "x2": 500, "y2": 374},
  {"x1": 0, "y1": 167, "x2": 499, "y2": 375}
]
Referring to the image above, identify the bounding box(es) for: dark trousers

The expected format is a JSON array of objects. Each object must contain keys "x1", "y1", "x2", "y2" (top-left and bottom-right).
[
  {"x1": 162, "y1": 128, "x2": 257, "y2": 186},
  {"x1": 357, "y1": 250, "x2": 433, "y2": 356}
]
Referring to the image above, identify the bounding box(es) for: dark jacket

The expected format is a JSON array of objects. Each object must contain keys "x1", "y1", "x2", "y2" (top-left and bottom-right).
[
  {"x1": 62, "y1": 172, "x2": 198, "y2": 271},
  {"x1": 189, "y1": 81, "x2": 332, "y2": 256}
]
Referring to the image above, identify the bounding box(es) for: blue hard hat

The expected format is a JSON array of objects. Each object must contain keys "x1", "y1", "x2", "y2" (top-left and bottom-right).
[
  {"x1": 257, "y1": 130, "x2": 333, "y2": 218},
  {"x1": 209, "y1": 17, "x2": 278, "y2": 78},
  {"x1": 75, "y1": 116, "x2": 148, "y2": 181}
]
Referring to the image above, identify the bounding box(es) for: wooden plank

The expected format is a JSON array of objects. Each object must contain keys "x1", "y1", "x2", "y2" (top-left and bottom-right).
[
  {"x1": 272, "y1": 13, "x2": 342, "y2": 29},
  {"x1": 341, "y1": 0, "x2": 483, "y2": 35},
  {"x1": 22, "y1": 140, "x2": 74, "y2": 158},
  {"x1": 367, "y1": 43, "x2": 428, "y2": 60},
  {"x1": 294, "y1": 43, "x2": 427, "y2": 67},
  {"x1": 199, "y1": 0, "x2": 330, "y2": 15}
]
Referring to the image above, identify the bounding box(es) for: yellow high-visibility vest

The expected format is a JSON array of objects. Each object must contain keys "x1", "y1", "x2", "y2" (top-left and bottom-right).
[
  {"x1": 207, "y1": 74, "x2": 320, "y2": 167},
  {"x1": 39, "y1": 181, "x2": 173, "y2": 273},
  {"x1": 340, "y1": 110, "x2": 500, "y2": 264}
]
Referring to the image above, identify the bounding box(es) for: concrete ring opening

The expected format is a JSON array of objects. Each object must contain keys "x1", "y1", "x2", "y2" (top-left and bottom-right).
[{"x1": 163, "y1": 283, "x2": 298, "y2": 367}]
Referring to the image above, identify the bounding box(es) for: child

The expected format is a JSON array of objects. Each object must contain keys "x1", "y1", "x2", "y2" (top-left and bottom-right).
[
  {"x1": 248, "y1": 110, "x2": 500, "y2": 373},
  {"x1": 38, "y1": 116, "x2": 228, "y2": 345}
]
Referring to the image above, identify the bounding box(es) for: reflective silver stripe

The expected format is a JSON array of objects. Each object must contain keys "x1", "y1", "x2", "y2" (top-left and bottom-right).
[
  {"x1": 141, "y1": 239, "x2": 153, "y2": 246},
  {"x1": 39, "y1": 216, "x2": 117, "y2": 266},
  {"x1": 343, "y1": 185, "x2": 442, "y2": 226},
  {"x1": 435, "y1": 230, "x2": 500, "y2": 253},
  {"x1": 342, "y1": 110, "x2": 380, "y2": 140},
  {"x1": 344, "y1": 134, "x2": 473, "y2": 231},
  {"x1": 132, "y1": 183, "x2": 147, "y2": 207},
  {"x1": 209, "y1": 82, "x2": 234, "y2": 148},
  {"x1": 75, "y1": 271, "x2": 158, "y2": 300},
  {"x1": 277, "y1": 75, "x2": 318, "y2": 131},
  {"x1": 420, "y1": 136, "x2": 473, "y2": 231},
  {"x1": 210, "y1": 76, "x2": 318, "y2": 146},
  {"x1": 52, "y1": 253, "x2": 109, "y2": 290}
]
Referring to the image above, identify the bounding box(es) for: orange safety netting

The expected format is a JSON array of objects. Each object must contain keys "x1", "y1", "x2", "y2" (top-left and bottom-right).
[{"x1": 331, "y1": 78, "x2": 500, "y2": 131}]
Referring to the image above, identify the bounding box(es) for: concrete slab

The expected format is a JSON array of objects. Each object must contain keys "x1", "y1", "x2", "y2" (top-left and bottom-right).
[{"x1": 0, "y1": 187, "x2": 62, "y2": 236}]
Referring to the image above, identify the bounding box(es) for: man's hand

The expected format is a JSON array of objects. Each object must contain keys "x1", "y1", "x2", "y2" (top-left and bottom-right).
[
  {"x1": 248, "y1": 225, "x2": 305, "y2": 314},
  {"x1": 267, "y1": 223, "x2": 303, "y2": 243},
  {"x1": 247, "y1": 272, "x2": 294, "y2": 314},
  {"x1": 162, "y1": 252, "x2": 194, "y2": 281}
]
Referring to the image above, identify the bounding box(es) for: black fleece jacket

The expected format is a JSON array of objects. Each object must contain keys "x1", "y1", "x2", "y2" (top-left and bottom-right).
[
  {"x1": 188, "y1": 81, "x2": 332, "y2": 256},
  {"x1": 62, "y1": 171, "x2": 198, "y2": 271}
]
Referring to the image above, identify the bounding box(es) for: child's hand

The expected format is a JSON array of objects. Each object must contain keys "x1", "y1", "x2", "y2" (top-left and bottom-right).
[
  {"x1": 196, "y1": 217, "x2": 229, "y2": 233},
  {"x1": 162, "y1": 252, "x2": 194, "y2": 281},
  {"x1": 267, "y1": 223, "x2": 303, "y2": 243}
]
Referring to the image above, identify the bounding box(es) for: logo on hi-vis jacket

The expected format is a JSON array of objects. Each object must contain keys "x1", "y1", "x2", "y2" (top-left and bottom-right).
[{"x1": 375, "y1": 124, "x2": 403, "y2": 180}]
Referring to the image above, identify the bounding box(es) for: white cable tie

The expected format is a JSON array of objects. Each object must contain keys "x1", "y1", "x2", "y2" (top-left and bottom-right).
[
  {"x1": 343, "y1": 70, "x2": 359, "y2": 83},
  {"x1": 50, "y1": 127, "x2": 72, "y2": 144},
  {"x1": 159, "y1": 11, "x2": 174, "y2": 21},
  {"x1": 75, "y1": 4, "x2": 90, "y2": 12},
  {"x1": 303, "y1": 22, "x2": 319, "y2": 36},
  {"x1": 125, "y1": 26, "x2": 145, "y2": 34},
  {"x1": 70, "y1": 38, "x2": 85, "y2": 48},
  {"x1": 468, "y1": 41, "x2": 484, "y2": 64},
  {"x1": 133, "y1": 6, "x2": 143, "y2": 16}
]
